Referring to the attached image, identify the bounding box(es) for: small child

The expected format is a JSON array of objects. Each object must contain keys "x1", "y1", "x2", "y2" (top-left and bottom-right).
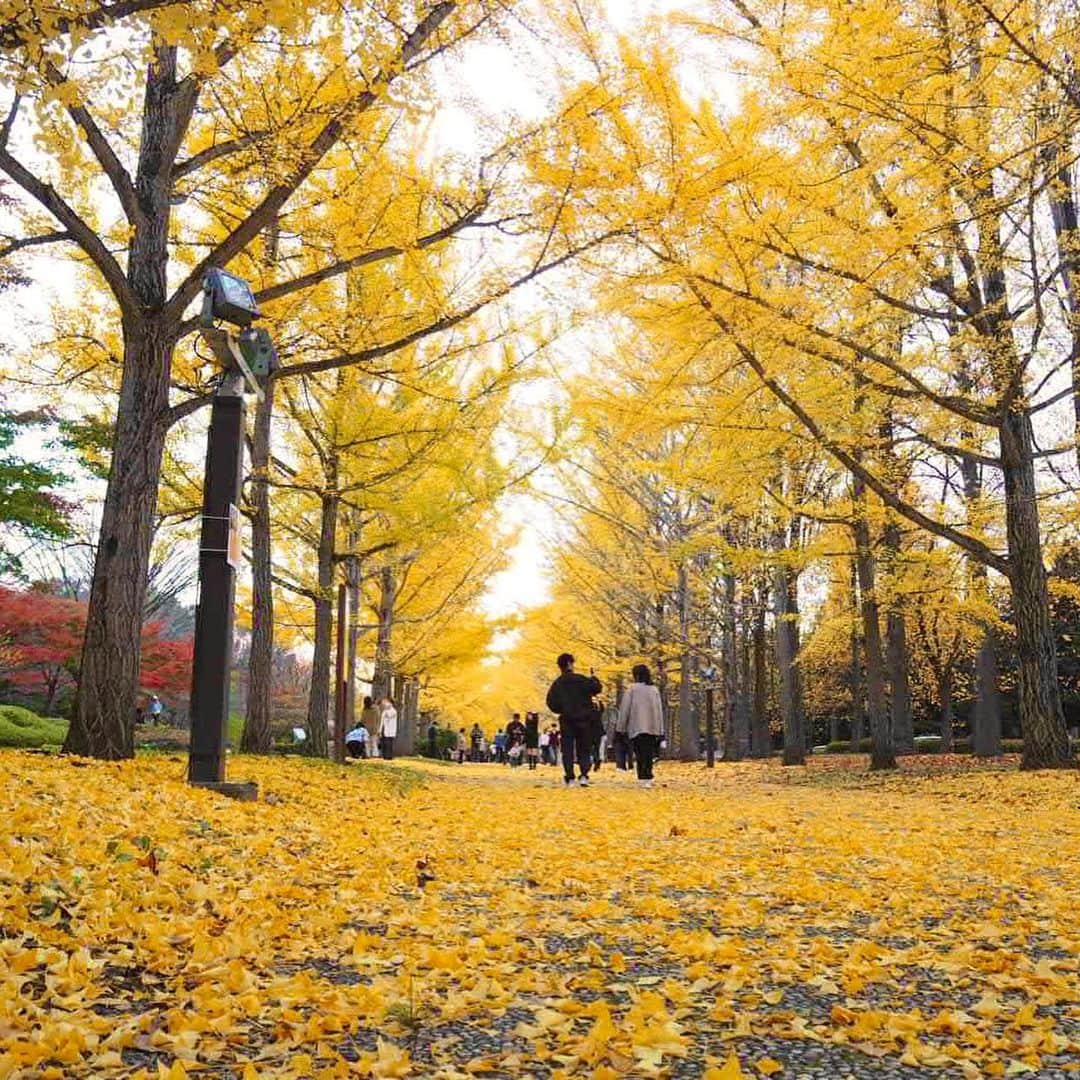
[{"x1": 456, "y1": 727, "x2": 468, "y2": 764}]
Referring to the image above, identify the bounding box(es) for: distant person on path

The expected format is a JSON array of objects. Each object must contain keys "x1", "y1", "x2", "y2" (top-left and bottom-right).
[
  {"x1": 617, "y1": 663, "x2": 664, "y2": 788},
  {"x1": 427, "y1": 720, "x2": 438, "y2": 758},
  {"x1": 378, "y1": 697, "x2": 398, "y2": 759},
  {"x1": 456, "y1": 727, "x2": 468, "y2": 764},
  {"x1": 538, "y1": 726, "x2": 550, "y2": 764},
  {"x1": 547, "y1": 723, "x2": 561, "y2": 766},
  {"x1": 470, "y1": 722, "x2": 484, "y2": 762},
  {"x1": 493, "y1": 728, "x2": 507, "y2": 764},
  {"x1": 546, "y1": 653, "x2": 602, "y2": 787},
  {"x1": 361, "y1": 696, "x2": 381, "y2": 751},
  {"x1": 506, "y1": 713, "x2": 525, "y2": 750},
  {"x1": 525, "y1": 711, "x2": 540, "y2": 770},
  {"x1": 345, "y1": 722, "x2": 369, "y2": 759},
  {"x1": 589, "y1": 699, "x2": 605, "y2": 772},
  {"x1": 149, "y1": 695, "x2": 163, "y2": 723}
]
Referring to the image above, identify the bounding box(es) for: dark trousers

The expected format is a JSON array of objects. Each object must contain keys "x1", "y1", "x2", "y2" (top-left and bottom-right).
[
  {"x1": 633, "y1": 733, "x2": 659, "y2": 780},
  {"x1": 346, "y1": 740, "x2": 366, "y2": 759},
  {"x1": 380, "y1": 736, "x2": 394, "y2": 759},
  {"x1": 561, "y1": 718, "x2": 592, "y2": 780},
  {"x1": 614, "y1": 731, "x2": 632, "y2": 770}
]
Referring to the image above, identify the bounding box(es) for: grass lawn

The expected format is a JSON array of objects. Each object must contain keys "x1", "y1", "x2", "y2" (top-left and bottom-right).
[{"x1": 1, "y1": 752, "x2": 1078, "y2": 1078}]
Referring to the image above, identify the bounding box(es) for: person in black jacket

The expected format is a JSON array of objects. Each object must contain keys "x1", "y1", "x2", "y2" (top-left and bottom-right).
[{"x1": 545, "y1": 653, "x2": 602, "y2": 787}]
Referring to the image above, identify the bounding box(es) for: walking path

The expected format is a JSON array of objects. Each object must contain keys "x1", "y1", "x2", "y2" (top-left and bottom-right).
[{"x1": 2, "y1": 751, "x2": 1078, "y2": 1077}]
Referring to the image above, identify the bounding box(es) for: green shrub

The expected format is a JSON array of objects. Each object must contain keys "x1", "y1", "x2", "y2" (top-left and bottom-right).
[
  {"x1": 418, "y1": 726, "x2": 459, "y2": 759},
  {"x1": 825, "y1": 738, "x2": 872, "y2": 753},
  {"x1": 0, "y1": 704, "x2": 68, "y2": 748}
]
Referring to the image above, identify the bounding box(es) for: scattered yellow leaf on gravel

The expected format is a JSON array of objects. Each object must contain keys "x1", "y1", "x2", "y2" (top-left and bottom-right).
[{"x1": 704, "y1": 1053, "x2": 745, "y2": 1079}]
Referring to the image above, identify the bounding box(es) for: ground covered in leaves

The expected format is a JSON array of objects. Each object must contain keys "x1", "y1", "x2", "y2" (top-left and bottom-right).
[{"x1": 2, "y1": 751, "x2": 1079, "y2": 1079}]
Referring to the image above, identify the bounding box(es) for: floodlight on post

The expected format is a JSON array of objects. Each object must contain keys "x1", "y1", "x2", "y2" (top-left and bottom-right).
[{"x1": 187, "y1": 268, "x2": 278, "y2": 801}]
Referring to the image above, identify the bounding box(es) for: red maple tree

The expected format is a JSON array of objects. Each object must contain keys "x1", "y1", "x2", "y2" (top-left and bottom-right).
[{"x1": 0, "y1": 587, "x2": 192, "y2": 714}]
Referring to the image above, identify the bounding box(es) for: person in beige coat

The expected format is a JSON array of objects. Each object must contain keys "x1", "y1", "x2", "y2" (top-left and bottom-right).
[{"x1": 617, "y1": 663, "x2": 664, "y2": 787}]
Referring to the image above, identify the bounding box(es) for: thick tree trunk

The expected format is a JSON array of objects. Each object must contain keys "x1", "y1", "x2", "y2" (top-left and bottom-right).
[
  {"x1": 999, "y1": 409, "x2": 1072, "y2": 768},
  {"x1": 852, "y1": 476, "x2": 896, "y2": 771},
  {"x1": 65, "y1": 322, "x2": 172, "y2": 759},
  {"x1": 66, "y1": 47, "x2": 192, "y2": 759},
  {"x1": 241, "y1": 378, "x2": 275, "y2": 753},
  {"x1": 751, "y1": 581, "x2": 770, "y2": 756},
  {"x1": 372, "y1": 564, "x2": 395, "y2": 702},
  {"x1": 848, "y1": 559, "x2": 865, "y2": 751},
  {"x1": 774, "y1": 561, "x2": 804, "y2": 766},
  {"x1": 305, "y1": 480, "x2": 338, "y2": 758}
]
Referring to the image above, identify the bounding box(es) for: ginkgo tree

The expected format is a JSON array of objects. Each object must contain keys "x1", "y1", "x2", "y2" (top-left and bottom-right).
[
  {"x1": 0, "y1": 0, "x2": 627, "y2": 760},
  {"x1": 533, "y1": 0, "x2": 1079, "y2": 768}
]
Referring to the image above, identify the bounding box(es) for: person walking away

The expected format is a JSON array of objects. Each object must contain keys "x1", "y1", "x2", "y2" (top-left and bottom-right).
[
  {"x1": 470, "y1": 722, "x2": 484, "y2": 762},
  {"x1": 546, "y1": 653, "x2": 602, "y2": 787},
  {"x1": 539, "y1": 726, "x2": 550, "y2": 765},
  {"x1": 427, "y1": 719, "x2": 438, "y2": 758},
  {"x1": 493, "y1": 728, "x2": 506, "y2": 764},
  {"x1": 617, "y1": 664, "x2": 664, "y2": 787},
  {"x1": 345, "y1": 722, "x2": 369, "y2": 759},
  {"x1": 456, "y1": 727, "x2": 468, "y2": 764},
  {"x1": 378, "y1": 697, "x2": 398, "y2": 760},
  {"x1": 525, "y1": 711, "x2": 540, "y2": 770}
]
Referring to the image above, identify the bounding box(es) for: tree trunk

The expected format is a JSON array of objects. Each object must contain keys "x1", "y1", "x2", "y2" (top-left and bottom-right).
[
  {"x1": 956, "y1": 430, "x2": 1002, "y2": 758},
  {"x1": 999, "y1": 409, "x2": 1072, "y2": 768},
  {"x1": 1039, "y1": 119, "x2": 1080, "y2": 471},
  {"x1": 654, "y1": 596, "x2": 671, "y2": 746},
  {"x1": 774, "y1": 559, "x2": 804, "y2": 767},
  {"x1": 848, "y1": 558, "x2": 865, "y2": 751},
  {"x1": 938, "y1": 669, "x2": 954, "y2": 752},
  {"x1": 852, "y1": 475, "x2": 896, "y2": 771},
  {"x1": 726, "y1": 571, "x2": 749, "y2": 759},
  {"x1": 345, "y1": 520, "x2": 361, "y2": 733},
  {"x1": 65, "y1": 322, "x2": 172, "y2": 759},
  {"x1": 65, "y1": 46, "x2": 190, "y2": 759},
  {"x1": 240, "y1": 377, "x2": 275, "y2": 753},
  {"x1": 737, "y1": 581, "x2": 753, "y2": 755},
  {"x1": 372, "y1": 564, "x2": 396, "y2": 702},
  {"x1": 886, "y1": 608, "x2": 914, "y2": 754},
  {"x1": 305, "y1": 478, "x2": 338, "y2": 758},
  {"x1": 751, "y1": 580, "x2": 770, "y2": 756},
  {"x1": 677, "y1": 562, "x2": 696, "y2": 760},
  {"x1": 972, "y1": 630, "x2": 1002, "y2": 756},
  {"x1": 882, "y1": 517, "x2": 914, "y2": 754}
]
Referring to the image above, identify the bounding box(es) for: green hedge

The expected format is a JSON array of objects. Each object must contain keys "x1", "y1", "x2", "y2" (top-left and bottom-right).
[
  {"x1": 824, "y1": 736, "x2": 1024, "y2": 755},
  {"x1": 0, "y1": 705, "x2": 68, "y2": 748}
]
